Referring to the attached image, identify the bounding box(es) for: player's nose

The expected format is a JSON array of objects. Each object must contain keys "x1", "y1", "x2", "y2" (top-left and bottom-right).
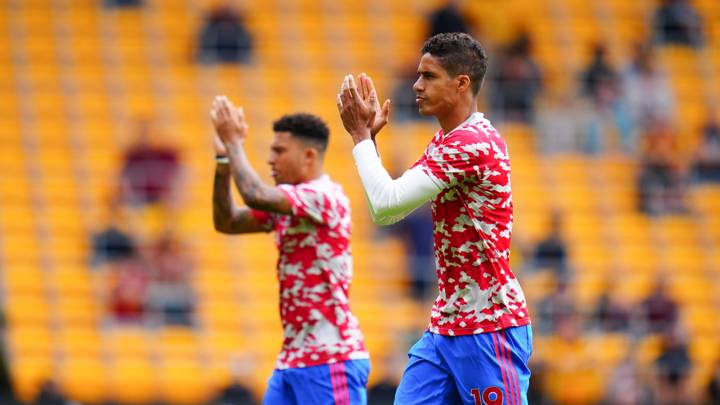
[{"x1": 412, "y1": 77, "x2": 423, "y2": 93}]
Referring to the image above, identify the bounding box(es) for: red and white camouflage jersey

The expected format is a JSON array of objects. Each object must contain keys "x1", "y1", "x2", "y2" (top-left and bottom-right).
[
  {"x1": 251, "y1": 175, "x2": 368, "y2": 369},
  {"x1": 412, "y1": 112, "x2": 531, "y2": 335}
]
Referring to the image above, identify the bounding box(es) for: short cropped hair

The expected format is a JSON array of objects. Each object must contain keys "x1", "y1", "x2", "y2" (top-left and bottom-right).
[
  {"x1": 421, "y1": 32, "x2": 488, "y2": 94},
  {"x1": 272, "y1": 113, "x2": 330, "y2": 152}
]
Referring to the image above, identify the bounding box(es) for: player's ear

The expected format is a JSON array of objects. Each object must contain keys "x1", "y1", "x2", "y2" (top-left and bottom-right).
[
  {"x1": 304, "y1": 146, "x2": 318, "y2": 162},
  {"x1": 456, "y1": 74, "x2": 471, "y2": 93}
]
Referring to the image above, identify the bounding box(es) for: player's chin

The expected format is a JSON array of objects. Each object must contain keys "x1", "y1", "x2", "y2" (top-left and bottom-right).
[{"x1": 417, "y1": 105, "x2": 434, "y2": 116}]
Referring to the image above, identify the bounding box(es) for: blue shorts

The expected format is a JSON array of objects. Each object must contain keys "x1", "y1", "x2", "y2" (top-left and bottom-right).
[
  {"x1": 263, "y1": 359, "x2": 370, "y2": 405},
  {"x1": 395, "y1": 326, "x2": 532, "y2": 405}
]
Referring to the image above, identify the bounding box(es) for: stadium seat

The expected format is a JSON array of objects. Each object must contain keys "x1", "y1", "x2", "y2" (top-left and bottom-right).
[
  {"x1": 107, "y1": 357, "x2": 158, "y2": 404},
  {"x1": 57, "y1": 357, "x2": 108, "y2": 404}
]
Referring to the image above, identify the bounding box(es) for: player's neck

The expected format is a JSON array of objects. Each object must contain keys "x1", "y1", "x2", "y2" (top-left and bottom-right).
[
  {"x1": 437, "y1": 102, "x2": 478, "y2": 135},
  {"x1": 298, "y1": 167, "x2": 325, "y2": 184}
]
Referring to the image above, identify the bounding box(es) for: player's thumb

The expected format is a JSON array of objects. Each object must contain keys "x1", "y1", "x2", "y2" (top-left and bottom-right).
[{"x1": 382, "y1": 99, "x2": 391, "y2": 119}]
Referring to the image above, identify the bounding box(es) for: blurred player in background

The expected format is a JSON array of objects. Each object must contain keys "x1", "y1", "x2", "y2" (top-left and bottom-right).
[
  {"x1": 210, "y1": 97, "x2": 370, "y2": 404},
  {"x1": 337, "y1": 33, "x2": 532, "y2": 404}
]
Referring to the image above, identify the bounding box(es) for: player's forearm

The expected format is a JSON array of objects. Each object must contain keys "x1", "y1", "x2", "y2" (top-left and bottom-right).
[
  {"x1": 225, "y1": 140, "x2": 287, "y2": 213},
  {"x1": 212, "y1": 164, "x2": 241, "y2": 233},
  {"x1": 352, "y1": 140, "x2": 441, "y2": 225}
]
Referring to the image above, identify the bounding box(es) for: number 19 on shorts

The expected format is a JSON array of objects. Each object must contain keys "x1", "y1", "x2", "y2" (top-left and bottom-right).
[{"x1": 471, "y1": 387, "x2": 503, "y2": 405}]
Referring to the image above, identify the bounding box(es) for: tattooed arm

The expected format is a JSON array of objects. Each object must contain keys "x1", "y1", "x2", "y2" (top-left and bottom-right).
[
  {"x1": 224, "y1": 140, "x2": 292, "y2": 214},
  {"x1": 212, "y1": 161, "x2": 271, "y2": 234},
  {"x1": 210, "y1": 95, "x2": 292, "y2": 219}
]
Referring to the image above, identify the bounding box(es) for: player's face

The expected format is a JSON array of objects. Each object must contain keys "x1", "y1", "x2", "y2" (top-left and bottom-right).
[
  {"x1": 413, "y1": 53, "x2": 460, "y2": 117},
  {"x1": 267, "y1": 131, "x2": 306, "y2": 185}
]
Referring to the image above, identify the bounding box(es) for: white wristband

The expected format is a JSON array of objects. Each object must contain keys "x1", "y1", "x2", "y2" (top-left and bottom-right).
[{"x1": 215, "y1": 156, "x2": 230, "y2": 164}]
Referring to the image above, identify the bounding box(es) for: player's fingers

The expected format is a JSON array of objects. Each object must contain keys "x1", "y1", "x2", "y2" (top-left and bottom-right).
[
  {"x1": 219, "y1": 98, "x2": 232, "y2": 119},
  {"x1": 358, "y1": 73, "x2": 369, "y2": 99},
  {"x1": 347, "y1": 75, "x2": 362, "y2": 102},
  {"x1": 336, "y1": 94, "x2": 344, "y2": 114},
  {"x1": 382, "y1": 99, "x2": 391, "y2": 119},
  {"x1": 220, "y1": 97, "x2": 232, "y2": 111},
  {"x1": 340, "y1": 87, "x2": 352, "y2": 107},
  {"x1": 366, "y1": 74, "x2": 376, "y2": 88},
  {"x1": 365, "y1": 75, "x2": 374, "y2": 92}
]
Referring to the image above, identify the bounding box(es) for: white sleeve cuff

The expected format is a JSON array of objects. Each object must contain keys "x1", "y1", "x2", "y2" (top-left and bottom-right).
[{"x1": 352, "y1": 140, "x2": 441, "y2": 225}]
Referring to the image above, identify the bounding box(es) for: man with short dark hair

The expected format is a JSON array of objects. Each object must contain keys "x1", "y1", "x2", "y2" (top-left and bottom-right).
[
  {"x1": 337, "y1": 33, "x2": 532, "y2": 404},
  {"x1": 211, "y1": 97, "x2": 370, "y2": 404}
]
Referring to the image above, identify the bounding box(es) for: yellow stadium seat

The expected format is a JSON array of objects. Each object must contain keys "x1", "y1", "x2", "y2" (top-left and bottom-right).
[
  {"x1": 2, "y1": 268, "x2": 44, "y2": 295},
  {"x1": 58, "y1": 357, "x2": 108, "y2": 404},
  {"x1": 7, "y1": 325, "x2": 53, "y2": 357},
  {"x1": 5, "y1": 296, "x2": 50, "y2": 328},
  {"x1": 9, "y1": 356, "x2": 52, "y2": 403},
  {"x1": 106, "y1": 328, "x2": 152, "y2": 359},
  {"x1": 157, "y1": 357, "x2": 214, "y2": 405},
  {"x1": 154, "y1": 327, "x2": 200, "y2": 358},
  {"x1": 202, "y1": 331, "x2": 249, "y2": 361},
  {"x1": 107, "y1": 357, "x2": 158, "y2": 404},
  {"x1": 635, "y1": 335, "x2": 663, "y2": 368},
  {"x1": 56, "y1": 327, "x2": 103, "y2": 358},
  {"x1": 684, "y1": 306, "x2": 720, "y2": 336},
  {"x1": 54, "y1": 296, "x2": 101, "y2": 326}
]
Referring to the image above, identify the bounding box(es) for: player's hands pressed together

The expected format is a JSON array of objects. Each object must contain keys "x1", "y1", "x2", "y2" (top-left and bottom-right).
[
  {"x1": 212, "y1": 135, "x2": 227, "y2": 156},
  {"x1": 357, "y1": 73, "x2": 390, "y2": 139},
  {"x1": 337, "y1": 74, "x2": 382, "y2": 145},
  {"x1": 211, "y1": 95, "x2": 248, "y2": 148}
]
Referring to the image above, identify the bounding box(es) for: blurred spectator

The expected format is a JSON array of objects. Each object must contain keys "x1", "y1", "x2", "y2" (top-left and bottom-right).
[
  {"x1": 652, "y1": 326, "x2": 692, "y2": 405},
  {"x1": 197, "y1": 4, "x2": 253, "y2": 64},
  {"x1": 707, "y1": 361, "x2": 720, "y2": 405},
  {"x1": 34, "y1": 380, "x2": 69, "y2": 405},
  {"x1": 579, "y1": 44, "x2": 636, "y2": 154},
  {"x1": 368, "y1": 381, "x2": 396, "y2": 405},
  {"x1": 90, "y1": 198, "x2": 136, "y2": 267},
  {"x1": 581, "y1": 44, "x2": 619, "y2": 99},
  {"x1": 146, "y1": 232, "x2": 195, "y2": 326},
  {"x1": 637, "y1": 119, "x2": 688, "y2": 215},
  {"x1": 593, "y1": 280, "x2": 631, "y2": 333},
  {"x1": 527, "y1": 360, "x2": 554, "y2": 405},
  {"x1": 367, "y1": 350, "x2": 406, "y2": 405},
  {"x1": 652, "y1": 0, "x2": 703, "y2": 47},
  {"x1": 532, "y1": 213, "x2": 568, "y2": 278},
  {"x1": 90, "y1": 225, "x2": 135, "y2": 267},
  {"x1": 489, "y1": 30, "x2": 542, "y2": 123},
  {"x1": 692, "y1": 111, "x2": 720, "y2": 182},
  {"x1": 210, "y1": 356, "x2": 259, "y2": 405},
  {"x1": 0, "y1": 310, "x2": 12, "y2": 403},
  {"x1": 624, "y1": 44, "x2": 674, "y2": 129},
  {"x1": 535, "y1": 278, "x2": 575, "y2": 334},
  {"x1": 108, "y1": 257, "x2": 149, "y2": 324},
  {"x1": 603, "y1": 356, "x2": 653, "y2": 405},
  {"x1": 103, "y1": 0, "x2": 142, "y2": 7},
  {"x1": 544, "y1": 316, "x2": 604, "y2": 404},
  {"x1": 639, "y1": 277, "x2": 678, "y2": 334},
  {"x1": 535, "y1": 87, "x2": 586, "y2": 154},
  {"x1": 119, "y1": 119, "x2": 181, "y2": 207},
  {"x1": 426, "y1": 0, "x2": 470, "y2": 37},
  {"x1": 582, "y1": 76, "x2": 636, "y2": 154},
  {"x1": 387, "y1": 203, "x2": 435, "y2": 302}
]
